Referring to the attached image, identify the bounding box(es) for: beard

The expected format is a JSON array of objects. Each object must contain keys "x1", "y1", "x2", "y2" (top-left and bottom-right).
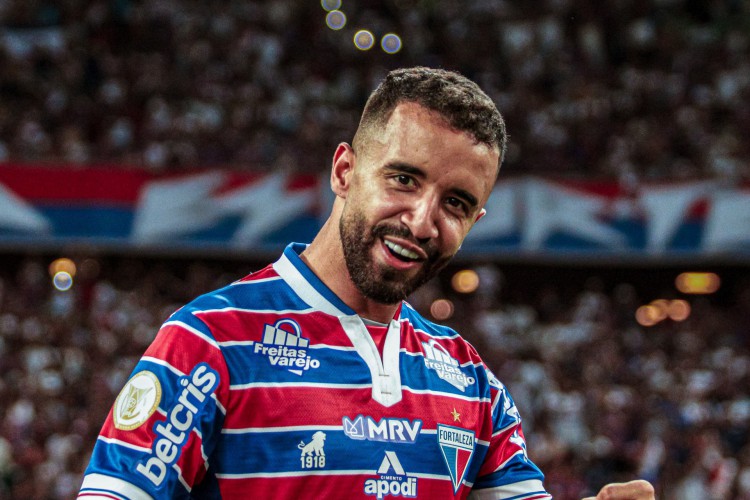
[{"x1": 339, "y1": 208, "x2": 453, "y2": 304}]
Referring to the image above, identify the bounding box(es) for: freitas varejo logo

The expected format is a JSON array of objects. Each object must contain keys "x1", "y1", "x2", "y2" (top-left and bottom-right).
[{"x1": 255, "y1": 319, "x2": 320, "y2": 375}]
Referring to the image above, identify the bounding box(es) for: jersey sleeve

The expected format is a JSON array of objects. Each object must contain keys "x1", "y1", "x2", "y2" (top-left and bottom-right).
[
  {"x1": 78, "y1": 308, "x2": 231, "y2": 499},
  {"x1": 469, "y1": 371, "x2": 551, "y2": 500}
]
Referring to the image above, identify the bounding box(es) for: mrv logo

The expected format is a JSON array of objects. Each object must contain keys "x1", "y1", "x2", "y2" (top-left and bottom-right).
[
  {"x1": 137, "y1": 363, "x2": 219, "y2": 487},
  {"x1": 254, "y1": 319, "x2": 320, "y2": 375},
  {"x1": 343, "y1": 415, "x2": 421, "y2": 444},
  {"x1": 421, "y1": 339, "x2": 474, "y2": 391},
  {"x1": 364, "y1": 451, "x2": 417, "y2": 499}
]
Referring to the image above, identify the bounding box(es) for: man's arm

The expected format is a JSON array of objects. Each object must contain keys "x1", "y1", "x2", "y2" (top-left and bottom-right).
[
  {"x1": 78, "y1": 311, "x2": 230, "y2": 498},
  {"x1": 582, "y1": 479, "x2": 656, "y2": 500},
  {"x1": 469, "y1": 371, "x2": 552, "y2": 499}
]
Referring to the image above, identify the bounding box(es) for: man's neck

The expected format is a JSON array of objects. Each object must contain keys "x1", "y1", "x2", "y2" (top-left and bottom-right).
[{"x1": 300, "y1": 222, "x2": 400, "y2": 324}]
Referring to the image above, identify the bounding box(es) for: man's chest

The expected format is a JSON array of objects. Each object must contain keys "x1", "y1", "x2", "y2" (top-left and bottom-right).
[
  {"x1": 206, "y1": 310, "x2": 493, "y2": 497},
  {"x1": 215, "y1": 311, "x2": 489, "y2": 426}
]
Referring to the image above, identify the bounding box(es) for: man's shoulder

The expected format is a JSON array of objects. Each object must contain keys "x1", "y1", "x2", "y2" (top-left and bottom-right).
[
  {"x1": 400, "y1": 302, "x2": 477, "y2": 351},
  {"x1": 400, "y1": 302, "x2": 457, "y2": 335},
  {"x1": 231, "y1": 262, "x2": 280, "y2": 286},
  {"x1": 175, "y1": 262, "x2": 302, "y2": 316},
  {"x1": 401, "y1": 302, "x2": 504, "y2": 396}
]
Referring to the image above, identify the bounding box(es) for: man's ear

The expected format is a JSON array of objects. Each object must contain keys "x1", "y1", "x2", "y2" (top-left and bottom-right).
[
  {"x1": 474, "y1": 208, "x2": 487, "y2": 223},
  {"x1": 330, "y1": 143, "x2": 355, "y2": 198}
]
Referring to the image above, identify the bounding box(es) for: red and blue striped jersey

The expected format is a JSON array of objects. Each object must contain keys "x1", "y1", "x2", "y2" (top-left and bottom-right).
[{"x1": 79, "y1": 243, "x2": 550, "y2": 499}]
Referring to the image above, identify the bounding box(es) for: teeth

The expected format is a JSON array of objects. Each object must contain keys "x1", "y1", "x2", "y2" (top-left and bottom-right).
[{"x1": 384, "y1": 240, "x2": 420, "y2": 260}]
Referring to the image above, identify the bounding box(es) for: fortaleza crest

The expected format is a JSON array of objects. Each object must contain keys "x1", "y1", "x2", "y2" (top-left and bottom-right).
[
  {"x1": 437, "y1": 424, "x2": 475, "y2": 493},
  {"x1": 364, "y1": 451, "x2": 418, "y2": 499},
  {"x1": 254, "y1": 319, "x2": 320, "y2": 375},
  {"x1": 421, "y1": 339, "x2": 475, "y2": 391}
]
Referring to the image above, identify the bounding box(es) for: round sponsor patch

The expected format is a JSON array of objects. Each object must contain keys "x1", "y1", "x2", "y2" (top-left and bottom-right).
[{"x1": 113, "y1": 370, "x2": 162, "y2": 431}]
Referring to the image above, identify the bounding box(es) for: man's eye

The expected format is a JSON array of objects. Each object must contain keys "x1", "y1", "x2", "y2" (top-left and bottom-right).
[
  {"x1": 446, "y1": 197, "x2": 468, "y2": 213},
  {"x1": 395, "y1": 175, "x2": 414, "y2": 186}
]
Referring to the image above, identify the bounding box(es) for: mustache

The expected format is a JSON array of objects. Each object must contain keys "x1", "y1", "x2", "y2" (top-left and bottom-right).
[{"x1": 371, "y1": 223, "x2": 439, "y2": 260}]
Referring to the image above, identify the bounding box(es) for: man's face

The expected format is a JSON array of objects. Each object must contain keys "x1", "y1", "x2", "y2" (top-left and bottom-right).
[{"x1": 339, "y1": 102, "x2": 498, "y2": 304}]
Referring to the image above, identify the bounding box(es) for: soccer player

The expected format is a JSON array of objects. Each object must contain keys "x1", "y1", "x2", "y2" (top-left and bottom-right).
[{"x1": 78, "y1": 67, "x2": 655, "y2": 500}]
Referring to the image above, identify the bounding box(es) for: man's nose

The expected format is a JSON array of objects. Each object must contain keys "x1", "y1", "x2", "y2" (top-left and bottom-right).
[{"x1": 401, "y1": 194, "x2": 439, "y2": 242}]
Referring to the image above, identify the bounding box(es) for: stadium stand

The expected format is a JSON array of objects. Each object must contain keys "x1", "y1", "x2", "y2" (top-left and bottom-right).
[{"x1": 0, "y1": 0, "x2": 748, "y2": 181}]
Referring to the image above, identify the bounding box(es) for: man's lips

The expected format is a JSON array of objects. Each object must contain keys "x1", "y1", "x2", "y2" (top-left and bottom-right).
[
  {"x1": 376, "y1": 238, "x2": 424, "y2": 271},
  {"x1": 382, "y1": 236, "x2": 428, "y2": 261}
]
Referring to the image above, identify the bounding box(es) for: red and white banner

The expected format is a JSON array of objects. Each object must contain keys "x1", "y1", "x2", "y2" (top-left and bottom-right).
[{"x1": 1, "y1": 163, "x2": 748, "y2": 260}]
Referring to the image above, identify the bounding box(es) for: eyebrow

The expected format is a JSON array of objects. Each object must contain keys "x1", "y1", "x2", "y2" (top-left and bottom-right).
[{"x1": 384, "y1": 162, "x2": 480, "y2": 209}]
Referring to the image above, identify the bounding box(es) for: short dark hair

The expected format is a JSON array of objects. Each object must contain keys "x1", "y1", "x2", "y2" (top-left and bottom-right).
[{"x1": 352, "y1": 67, "x2": 507, "y2": 169}]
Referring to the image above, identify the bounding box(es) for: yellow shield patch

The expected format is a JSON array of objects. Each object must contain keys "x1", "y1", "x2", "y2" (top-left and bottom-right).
[{"x1": 113, "y1": 370, "x2": 162, "y2": 431}]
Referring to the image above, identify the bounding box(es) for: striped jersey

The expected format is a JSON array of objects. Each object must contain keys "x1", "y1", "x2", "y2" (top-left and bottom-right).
[{"x1": 79, "y1": 243, "x2": 550, "y2": 499}]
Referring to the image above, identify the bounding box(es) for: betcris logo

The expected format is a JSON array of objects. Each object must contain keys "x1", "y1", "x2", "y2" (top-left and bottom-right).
[
  {"x1": 343, "y1": 415, "x2": 422, "y2": 444},
  {"x1": 364, "y1": 451, "x2": 418, "y2": 499},
  {"x1": 136, "y1": 363, "x2": 219, "y2": 487}
]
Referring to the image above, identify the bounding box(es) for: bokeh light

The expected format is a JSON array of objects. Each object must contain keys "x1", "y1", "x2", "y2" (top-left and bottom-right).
[
  {"x1": 635, "y1": 305, "x2": 660, "y2": 326},
  {"x1": 49, "y1": 257, "x2": 76, "y2": 278},
  {"x1": 667, "y1": 299, "x2": 691, "y2": 321},
  {"x1": 636, "y1": 298, "x2": 692, "y2": 326},
  {"x1": 649, "y1": 299, "x2": 669, "y2": 322},
  {"x1": 675, "y1": 272, "x2": 720, "y2": 294},
  {"x1": 353, "y1": 30, "x2": 375, "y2": 50},
  {"x1": 451, "y1": 269, "x2": 479, "y2": 294},
  {"x1": 326, "y1": 10, "x2": 346, "y2": 30},
  {"x1": 381, "y1": 33, "x2": 402, "y2": 54},
  {"x1": 321, "y1": 0, "x2": 342, "y2": 12},
  {"x1": 53, "y1": 271, "x2": 73, "y2": 291},
  {"x1": 430, "y1": 299, "x2": 454, "y2": 321}
]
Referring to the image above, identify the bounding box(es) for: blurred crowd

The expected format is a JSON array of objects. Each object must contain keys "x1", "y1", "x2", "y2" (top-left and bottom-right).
[
  {"x1": 0, "y1": 256, "x2": 238, "y2": 498},
  {"x1": 418, "y1": 264, "x2": 750, "y2": 499},
  {"x1": 0, "y1": 255, "x2": 747, "y2": 498},
  {"x1": 1, "y1": 0, "x2": 749, "y2": 182}
]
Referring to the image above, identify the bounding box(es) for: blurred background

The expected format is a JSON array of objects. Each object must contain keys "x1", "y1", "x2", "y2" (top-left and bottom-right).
[{"x1": 0, "y1": 0, "x2": 749, "y2": 498}]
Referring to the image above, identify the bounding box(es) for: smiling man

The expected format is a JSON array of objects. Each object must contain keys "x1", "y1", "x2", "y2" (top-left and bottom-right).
[
  {"x1": 308, "y1": 99, "x2": 498, "y2": 322},
  {"x1": 79, "y1": 67, "x2": 654, "y2": 500}
]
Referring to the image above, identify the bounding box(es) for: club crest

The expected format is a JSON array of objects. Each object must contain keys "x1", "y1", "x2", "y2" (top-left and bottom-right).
[{"x1": 437, "y1": 424, "x2": 475, "y2": 493}]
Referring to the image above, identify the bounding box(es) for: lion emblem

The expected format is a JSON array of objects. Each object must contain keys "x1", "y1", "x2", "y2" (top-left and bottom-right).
[{"x1": 298, "y1": 431, "x2": 326, "y2": 456}]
